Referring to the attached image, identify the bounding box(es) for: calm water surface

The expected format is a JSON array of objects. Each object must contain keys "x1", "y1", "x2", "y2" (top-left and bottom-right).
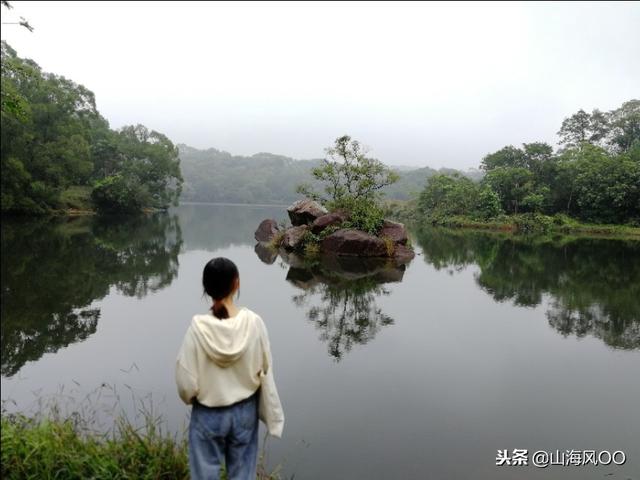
[{"x1": 2, "y1": 204, "x2": 639, "y2": 479}]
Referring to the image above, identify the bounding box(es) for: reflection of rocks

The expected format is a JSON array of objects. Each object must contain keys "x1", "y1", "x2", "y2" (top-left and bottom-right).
[
  {"x1": 284, "y1": 256, "x2": 406, "y2": 290},
  {"x1": 254, "y1": 219, "x2": 280, "y2": 242},
  {"x1": 268, "y1": 248, "x2": 406, "y2": 361},
  {"x1": 277, "y1": 249, "x2": 307, "y2": 269},
  {"x1": 254, "y1": 242, "x2": 278, "y2": 264},
  {"x1": 253, "y1": 204, "x2": 415, "y2": 361},
  {"x1": 286, "y1": 267, "x2": 319, "y2": 290},
  {"x1": 287, "y1": 199, "x2": 327, "y2": 226}
]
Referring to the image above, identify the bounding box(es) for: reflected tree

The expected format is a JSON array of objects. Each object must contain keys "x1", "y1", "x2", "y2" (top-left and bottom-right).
[
  {"x1": 259, "y1": 249, "x2": 404, "y2": 360},
  {"x1": 415, "y1": 226, "x2": 640, "y2": 349},
  {"x1": 294, "y1": 278, "x2": 394, "y2": 361},
  {"x1": 0, "y1": 214, "x2": 183, "y2": 376}
]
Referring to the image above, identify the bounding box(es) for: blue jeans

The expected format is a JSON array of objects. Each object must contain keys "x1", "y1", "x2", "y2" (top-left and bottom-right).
[{"x1": 189, "y1": 391, "x2": 259, "y2": 480}]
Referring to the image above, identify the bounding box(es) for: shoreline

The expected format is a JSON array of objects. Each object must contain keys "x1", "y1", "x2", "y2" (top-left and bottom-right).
[{"x1": 407, "y1": 218, "x2": 640, "y2": 240}]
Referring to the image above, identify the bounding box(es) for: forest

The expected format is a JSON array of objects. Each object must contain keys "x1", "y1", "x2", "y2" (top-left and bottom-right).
[
  {"x1": 415, "y1": 100, "x2": 640, "y2": 227},
  {"x1": 1, "y1": 41, "x2": 183, "y2": 214}
]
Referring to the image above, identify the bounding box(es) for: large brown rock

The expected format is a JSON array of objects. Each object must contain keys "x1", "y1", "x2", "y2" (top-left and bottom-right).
[
  {"x1": 379, "y1": 220, "x2": 408, "y2": 245},
  {"x1": 282, "y1": 225, "x2": 308, "y2": 250},
  {"x1": 393, "y1": 244, "x2": 415, "y2": 263},
  {"x1": 254, "y1": 219, "x2": 280, "y2": 242},
  {"x1": 287, "y1": 199, "x2": 328, "y2": 226},
  {"x1": 320, "y1": 228, "x2": 388, "y2": 257},
  {"x1": 310, "y1": 210, "x2": 348, "y2": 234}
]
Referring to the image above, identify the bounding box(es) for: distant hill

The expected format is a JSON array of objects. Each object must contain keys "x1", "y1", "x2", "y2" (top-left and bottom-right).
[{"x1": 178, "y1": 144, "x2": 482, "y2": 204}]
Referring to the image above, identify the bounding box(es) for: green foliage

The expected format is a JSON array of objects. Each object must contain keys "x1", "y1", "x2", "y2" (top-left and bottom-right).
[
  {"x1": 554, "y1": 144, "x2": 640, "y2": 223},
  {"x1": 476, "y1": 185, "x2": 503, "y2": 219},
  {"x1": 0, "y1": 392, "x2": 281, "y2": 480},
  {"x1": 416, "y1": 100, "x2": 640, "y2": 228},
  {"x1": 608, "y1": 100, "x2": 640, "y2": 153},
  {"x1": 1, "y1": 414, "x2": 190, "y2": 479},
  {"x1": 339, "y1": 197, "x2": 385, "y2": 235},
  {"x1": 511, "y1": 213, "x2": 554, "y2": 234},
  {"x1": 418, "y1": 173, "x2": 478, "y2": 218},
  {"x1": 58, "y1": 186, "x2": 93, "y2": 211},
  {"x1": 297, "y1": 135, "x2": 399, "y2": 206},
  {"x1": 483, "y1": 167, "x2": 534, "y2": 214},
  {"x1": 296, "y1": 136, "x2": 396, "y2": 235},
  {"x1": 0, "y1": 42, "x2": 182, "y2": 214},
  {"x1": 481, "y1": 145, "x2": 528, "y2": 171},
  {"x1": 91, "y1": 175, "x2": 151, "y2": 213}
]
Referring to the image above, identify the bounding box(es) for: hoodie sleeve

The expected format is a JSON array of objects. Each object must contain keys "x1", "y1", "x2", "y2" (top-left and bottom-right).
[
  {"x1": 175, "y1": 326, "x2": 199, "y2": 405},
  {"x1": 256, "y1": 315, "x2": 285, "y2": 438}
]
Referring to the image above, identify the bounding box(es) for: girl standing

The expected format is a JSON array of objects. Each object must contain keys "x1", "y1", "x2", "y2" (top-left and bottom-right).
[{"x1": 176, "y1": 257, "x2": 284, "y2": 480}]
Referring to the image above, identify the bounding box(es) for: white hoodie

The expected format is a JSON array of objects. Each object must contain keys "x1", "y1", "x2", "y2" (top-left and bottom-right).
[{"x1": 175, "y1": 307, "x2": 284, "y2": 437}]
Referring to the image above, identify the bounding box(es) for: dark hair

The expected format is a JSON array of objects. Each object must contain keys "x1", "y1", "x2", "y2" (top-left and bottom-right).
[{"x1": 202, "y1": 257, "x2": 239, "y2": 319}]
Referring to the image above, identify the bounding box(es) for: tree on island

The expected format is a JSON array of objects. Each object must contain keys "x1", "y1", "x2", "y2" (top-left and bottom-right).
[{"x1": 297, "y1": 135, "x2": 399, "y2": 233}]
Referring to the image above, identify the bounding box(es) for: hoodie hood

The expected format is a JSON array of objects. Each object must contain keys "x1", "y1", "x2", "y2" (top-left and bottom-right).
[{"x1": 191, "y1": 308, "x2": 256, "y2": 367}]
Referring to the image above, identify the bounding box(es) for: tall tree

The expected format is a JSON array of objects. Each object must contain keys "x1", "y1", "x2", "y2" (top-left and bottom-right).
[
  {"x1": 607, "y1": 99, "x2": 640, "y2": 153},
  {"x1": 297, "y1": 135, "x2": 399, "y2": 207}
]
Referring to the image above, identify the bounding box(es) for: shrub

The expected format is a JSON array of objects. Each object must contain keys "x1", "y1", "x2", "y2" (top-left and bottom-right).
[
  {"x1": 475, "y1": 185, "x2": 503, "y2": 219},
  {"x1": 338, "y1": 198, "x2": 385, "y2": 235},
  {"x1": 512, "y1": 213, "x2": 553, "y2": 233},
  {"x1": 381, "y1": 236, "x2": 395, "y2": 256},
  {"x1": 91, "y1": 175, "x2": 151, "y2": 214}
]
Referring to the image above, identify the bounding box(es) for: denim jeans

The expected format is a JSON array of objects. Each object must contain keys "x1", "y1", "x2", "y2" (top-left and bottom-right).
[{"x1": 189, "y1": 391, "x2": 259, "y2": 480}]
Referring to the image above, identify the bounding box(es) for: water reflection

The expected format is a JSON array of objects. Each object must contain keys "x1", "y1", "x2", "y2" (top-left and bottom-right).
[
  {"x1": 415, "y1": 227, "x2": 640, "y2": 349},
  {"x1": 257, "y1": 248, "x2": 409, "y2": 360},
  {"x1": 0, "y1": 214, "x2": 183, "y2": 376},
  {"x1": 178, "y1": 203, "x2": 287, "y2": 251}
]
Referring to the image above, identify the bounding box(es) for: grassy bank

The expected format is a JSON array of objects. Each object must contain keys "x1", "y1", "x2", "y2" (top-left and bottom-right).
[
  {"x1": 383, "y1": 200, "x2": 640, "y2": 239},
  {"x1": 1, "y1": 413, "x2": 281, "y2": 480},
  {"x1": 1, "y1": 413, "x2": 189, "y2": 479},
  {"x1": 1, "y1": 391, "x2": 281, "y2": 480},
  {"x1": 428, "y1": 214, "x2": 640, "y2": 238}
]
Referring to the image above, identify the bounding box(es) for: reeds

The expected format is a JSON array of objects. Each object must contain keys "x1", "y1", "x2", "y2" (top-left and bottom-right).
[{"x1": 1, "y1": 384, "x2": 281, "y2": 479}]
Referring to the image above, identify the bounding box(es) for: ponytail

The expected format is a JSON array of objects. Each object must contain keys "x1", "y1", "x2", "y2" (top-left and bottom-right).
[{"x1": 212, "y1": 300, "x2": 229, "y2": 319}]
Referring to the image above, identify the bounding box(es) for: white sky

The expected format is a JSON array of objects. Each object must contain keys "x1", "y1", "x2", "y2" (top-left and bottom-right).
[{"x1": 2, "y1": 1, "x2": 639, "y2": 169}]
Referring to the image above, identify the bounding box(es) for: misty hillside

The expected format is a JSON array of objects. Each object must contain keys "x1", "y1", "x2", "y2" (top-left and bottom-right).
[{"x1": 179, "y1": 144, "x2": 482, "y2": 205}]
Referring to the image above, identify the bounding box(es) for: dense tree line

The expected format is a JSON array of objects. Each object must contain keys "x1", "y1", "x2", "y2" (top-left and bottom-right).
[
  {"x1": 1, "y1": 42, "x2": 182, "y2": 214},
  {"x1": 418, "y1": 100, "x2": 640, "y2": 225}
]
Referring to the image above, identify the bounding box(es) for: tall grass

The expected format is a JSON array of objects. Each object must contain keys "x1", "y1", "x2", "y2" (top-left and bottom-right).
[{"x1": 1, "y1": 384, "x2": 282, "y2": 479}]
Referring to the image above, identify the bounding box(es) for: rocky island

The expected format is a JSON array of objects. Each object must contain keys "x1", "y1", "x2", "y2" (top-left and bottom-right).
[{"x1": 255, "y1": 199, "x2": 415, "y2": 263}]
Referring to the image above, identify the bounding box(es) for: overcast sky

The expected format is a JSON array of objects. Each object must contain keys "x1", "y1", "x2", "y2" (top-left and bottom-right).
[{"x1": 2, "y1": 1, "x2": 638, "y2": 169}]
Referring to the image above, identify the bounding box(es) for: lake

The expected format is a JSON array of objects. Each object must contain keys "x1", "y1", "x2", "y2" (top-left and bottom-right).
[{"x1": 1, "y1": 203, "x2": 639, "y2": 479}]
